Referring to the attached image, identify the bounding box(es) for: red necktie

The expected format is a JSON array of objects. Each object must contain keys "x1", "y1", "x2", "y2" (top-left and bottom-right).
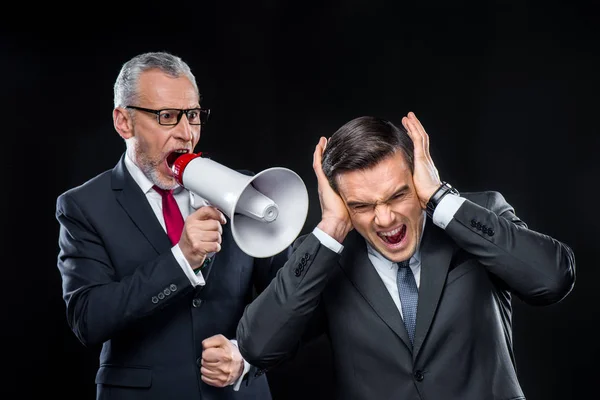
[{"x1": 153, "y1": 186, "x2": 184, "y2": 246}]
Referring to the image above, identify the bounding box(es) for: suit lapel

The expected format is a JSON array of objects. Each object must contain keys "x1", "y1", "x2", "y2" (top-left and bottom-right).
[
  {"x1": 339, "y1": 231, "x2": 413, "y2": 351},
  {"x1": 111, "y1": 155, "x2": 172, "y2": 254},
  {"x1": 412, "y1": 218, "x2": 454, "y2": 361}
]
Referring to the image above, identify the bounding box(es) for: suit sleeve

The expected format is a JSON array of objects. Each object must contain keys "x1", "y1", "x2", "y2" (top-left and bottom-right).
[
  {"x1": 236, "y1": 234, "x2": 338, "y2": 370},
  {"x1": 445, "y1": 191, "x2": 575, "y2": 305},
  {"x1": 56, "y1": 193, "x2": 194, "y2": 347},
  {"x1": 251, "y1": 244, "x2": 294, "y2": 295}
]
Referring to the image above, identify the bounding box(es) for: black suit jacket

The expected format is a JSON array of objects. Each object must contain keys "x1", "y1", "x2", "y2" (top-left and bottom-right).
[
  {"x1": 237, "y1": 191, "x2": 575, "y2": 400},
  {"x1": 55, "y1": 154, "x2": 290, "y2": 400}
]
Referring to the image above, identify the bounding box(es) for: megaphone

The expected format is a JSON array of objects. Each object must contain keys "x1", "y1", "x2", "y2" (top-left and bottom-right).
[{"x1": 172, "y1": 152, "x2": 309, "y2": 258}]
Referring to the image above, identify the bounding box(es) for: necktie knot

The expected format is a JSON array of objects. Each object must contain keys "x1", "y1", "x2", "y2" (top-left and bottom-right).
[
  {"x1": 153, "y1": 185, "x2": 172, "y2": 197},
  {"x1": 398, "y1": 259, "x2": 410, "y2": 269}
]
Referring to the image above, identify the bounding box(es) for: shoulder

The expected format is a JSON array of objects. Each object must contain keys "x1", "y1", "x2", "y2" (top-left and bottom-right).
[
  {"x1": 461, "y1": 190, "x2": 515, "y2": 215},
  {"x1": 56, "y1": 169, "x2": 113, "y2": 211}
]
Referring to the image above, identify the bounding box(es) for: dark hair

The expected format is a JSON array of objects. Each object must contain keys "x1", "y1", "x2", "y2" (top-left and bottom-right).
[{"x1": 322, "y1": 116, "x2": 414, "y2": 192}]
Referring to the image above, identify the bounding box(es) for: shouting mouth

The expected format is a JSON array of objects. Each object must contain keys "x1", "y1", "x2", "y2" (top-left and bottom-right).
[
  {"x1": 166, "y1": 149, "x2": 190, "y2": 172},
  {"x1": 377, "y1": 225, "x2": 407, "y2": 248}
]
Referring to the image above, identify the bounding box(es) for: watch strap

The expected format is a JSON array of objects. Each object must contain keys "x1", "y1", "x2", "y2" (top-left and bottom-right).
[{"x1": 425, "y1": 182, "x2": 459, "y2": 219}]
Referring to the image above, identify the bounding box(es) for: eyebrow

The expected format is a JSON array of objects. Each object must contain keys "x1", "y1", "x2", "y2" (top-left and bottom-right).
[{"x1": 346, "y1": 184, "x2": 410, "y2": 208}]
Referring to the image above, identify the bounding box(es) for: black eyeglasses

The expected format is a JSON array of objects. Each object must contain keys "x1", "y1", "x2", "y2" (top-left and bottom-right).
[{"x1": 126, "y1": 106, "x2": 211, "y2": 126}]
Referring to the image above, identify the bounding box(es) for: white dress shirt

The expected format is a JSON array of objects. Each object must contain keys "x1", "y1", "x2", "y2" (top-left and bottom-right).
[
  {"x1": 124, "y1": 153, "x2": 249, "y2": 390},
  {"x1": 124, "y1": 153, "x2": 206, "y2": 287}
]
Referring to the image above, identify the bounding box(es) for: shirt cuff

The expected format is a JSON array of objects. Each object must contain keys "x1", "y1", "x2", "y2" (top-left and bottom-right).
[
  {"x1": 312, "y1": 227, "x2": 344, "y2": 254},
  {"x1": 230, "y1": 339, "x2": 251, "y2": 391},
  {"x1": 171, "y1": 245, "x2": 205, "y2": 287},
  {"x1": 432, "y1": 193, "x2": 467, "y2": 229}
]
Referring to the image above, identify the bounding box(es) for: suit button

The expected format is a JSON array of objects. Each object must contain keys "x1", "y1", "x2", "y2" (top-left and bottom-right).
[
  {"x1": 294, "y1": 268, "x2": 301, "y2": 277},
  {"x1": 196, "y1": 357, "x2": 202, "y2": 367},
  {"x1": 170, "y1": 284, "x2": 177, "y2": 292},
  {"x1": 471, "y1": 219, "x2": 477, "y2": 227},
  {"x1": 192, "y1": 298, "x2": 203, "y2": 308},
  {"x1": 164, "y1": 288, "x2": 171, "y2": 296},
  {"x1": 158, "y1": 292, "x2": 165, "y2": 300},
  {"x1": 414, "y1": 370, "x2": 424, "y2": 381},
  {"x1": 151, "y1": 296, "x2": 159, "y2": 304},
  {"x1": 488, "y1": 228, "x2": 495, "y2": 236},
  {"x1": 476, "y1": 222, "x2": 482, "y2": 230}
]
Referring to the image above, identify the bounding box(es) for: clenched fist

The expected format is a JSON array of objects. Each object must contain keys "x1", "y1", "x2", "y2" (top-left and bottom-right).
[
  {"x1": 200, "y1": 334, "x2": 245, "y2": 388},
  {"x1": 178, "y1": 205, "x2": 226, "y2": 270}
]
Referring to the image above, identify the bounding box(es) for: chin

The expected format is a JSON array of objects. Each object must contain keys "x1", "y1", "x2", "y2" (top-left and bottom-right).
[
  {"x1": 376, "y1": 241, "x2": 416, "y2": 263},
  {"x1": 148, "y1": 169, "x2": 177, "y2": 190}
]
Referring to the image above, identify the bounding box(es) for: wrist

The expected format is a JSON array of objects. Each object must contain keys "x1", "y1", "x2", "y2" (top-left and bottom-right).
[
  {"x1": 425, "y1": 182, "x2": 459, "y2": 219},
  {"x1": 238, "y1": 359, "x2": 245, "y2": 378},
  {"x1": 317, "y1": 218, "x2": 352, "y2": 243}
]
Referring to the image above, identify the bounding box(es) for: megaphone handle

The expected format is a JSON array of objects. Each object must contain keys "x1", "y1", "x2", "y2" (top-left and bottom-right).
[{"x1": 189, "y1": 192, "x2": 211, "y2": 210}]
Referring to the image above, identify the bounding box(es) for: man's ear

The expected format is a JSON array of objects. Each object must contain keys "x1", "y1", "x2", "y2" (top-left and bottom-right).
[{"x1": 113, "y1": 107, "x2": 133, "y2": 139}]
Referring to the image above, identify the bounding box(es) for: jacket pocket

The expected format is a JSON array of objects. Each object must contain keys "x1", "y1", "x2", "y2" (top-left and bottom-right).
[{"x1": 95, "y1": 364, "x2": 152, "y2": 388}]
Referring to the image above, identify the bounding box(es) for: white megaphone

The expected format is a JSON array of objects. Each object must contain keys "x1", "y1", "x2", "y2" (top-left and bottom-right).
[{"x1": 172, "y1": 152, "x2": 309, "y2": 258}]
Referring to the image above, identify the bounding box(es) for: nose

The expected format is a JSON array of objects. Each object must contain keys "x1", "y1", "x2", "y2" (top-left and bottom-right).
[
  {"x1": 374, "y1": 203, "x2": 395, "y2": 227},
  {"x1": 173, "y1": 113, "x2": 195, "y2": 142}
]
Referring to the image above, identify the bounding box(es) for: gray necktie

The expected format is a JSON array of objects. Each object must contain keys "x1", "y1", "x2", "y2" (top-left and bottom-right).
[{"x1": 397, "y1": 260, "x2": 418, "y2": 345}]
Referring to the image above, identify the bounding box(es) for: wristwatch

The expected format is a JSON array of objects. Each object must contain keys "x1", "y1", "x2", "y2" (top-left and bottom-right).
[{"x1": 426, "y1": 181, "x2": 460, "y2": 219}]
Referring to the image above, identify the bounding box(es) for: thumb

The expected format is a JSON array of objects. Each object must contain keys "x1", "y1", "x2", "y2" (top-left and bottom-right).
[{"x1": 202, "y1": 334, "x2": 227, "y2": 350}]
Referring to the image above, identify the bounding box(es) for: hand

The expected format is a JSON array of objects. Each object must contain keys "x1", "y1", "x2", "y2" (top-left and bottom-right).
[
  {"x1": 179, "y1": 206, "x2": 226, "y2": 269},
  {"x1": 401, "y1": 112, "x2": 442, "y2": 209},
  {"x1": 313, "y1": 136, "x2": 353, "y2": 243},
  {"x1": 200, "y1": 334, "x2": 244, "y2": 388}
]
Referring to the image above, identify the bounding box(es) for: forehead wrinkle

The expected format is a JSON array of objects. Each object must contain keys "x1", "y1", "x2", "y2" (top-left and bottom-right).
[{"x1": 339, "y1": 173, "x2": 396, "y2": 205}]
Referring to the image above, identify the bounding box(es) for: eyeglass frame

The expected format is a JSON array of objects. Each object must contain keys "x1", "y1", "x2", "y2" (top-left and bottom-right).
[{"x1": 126, "y1": 105, "x2": 211, "y2": 126}]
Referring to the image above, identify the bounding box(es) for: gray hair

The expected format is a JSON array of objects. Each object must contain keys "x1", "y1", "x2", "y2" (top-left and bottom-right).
[{"x1": 113, "y1": 51, "x2": 199, "y2": 109}]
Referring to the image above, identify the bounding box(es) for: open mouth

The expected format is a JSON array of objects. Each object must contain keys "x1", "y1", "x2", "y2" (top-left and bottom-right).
[
  {"x1": 166, "y1": 149, "x2": 190, "y2": 169},
  {"x1": 378, "y1": 225, "x2": 407, "y2": 246}
]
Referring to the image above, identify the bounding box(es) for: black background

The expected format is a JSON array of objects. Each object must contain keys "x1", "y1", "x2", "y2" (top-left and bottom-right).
[{"x1": 2, "y1": 1, "x2": 597, "y2": 399}]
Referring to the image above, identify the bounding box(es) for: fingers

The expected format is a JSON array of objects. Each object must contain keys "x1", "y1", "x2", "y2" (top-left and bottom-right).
[
  {"x1": 200, "y1": 337, "x2": 237, "y2": 388},
  {"x1": 200, "y1": 367, "x2": 232, "y2": 387},
  {"x1": 202, "y1": 334, "x2": 228, "y2": 350},
  {"x1": 201, "y1": 374, "x2": 229, "y2": 387},
  {"x1": 187, "y1": 222, "x2": 223, "y2": 254},
  {"x1": 202, "y1": 347, "x2": 231, "y2": 363},
  {"x1": 191, "y1": 205, "x2": 227, "y2": 225},
  {"x1": 402, "y1": 112, "x2": 430, "y2": 158},
  {"x1": 409, "y1": 112, "x2": 430, "y2": 154},
  {"x1": 187, "y1": 209, "x2": 224, "y2": 237},
  {"x1": 312, "y1": 136, "x2": 328, "y2": 180},
  {"x1": 201, "y1": 365, "x2": 231, "y2": 379},
  {"x1": 179, "y1": 218, "x2": 223, "y2": 260}
]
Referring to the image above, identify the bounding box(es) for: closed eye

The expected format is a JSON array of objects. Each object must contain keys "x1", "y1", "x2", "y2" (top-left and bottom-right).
[
  {"x1": 349, "y1": 204, "x2": 374, "y2": 213},
  {"x1": 391, "y1": 192, "x2": 407, "y2": 201}
]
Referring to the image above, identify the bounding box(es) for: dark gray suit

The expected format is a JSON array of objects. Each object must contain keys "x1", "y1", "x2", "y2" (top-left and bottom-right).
[
  {"x1": 56, "y1": 154, "x2": 289, "y2": 400},
  {"x1": 237, "y1": 191, "x2": 575, "y2": 400}
]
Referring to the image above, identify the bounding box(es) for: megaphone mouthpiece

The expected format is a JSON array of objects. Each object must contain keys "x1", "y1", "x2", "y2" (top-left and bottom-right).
[
  {"x1": 172, "y1": 152, "x2": 202, "y2": 186},
  {"x1": 236, "y1": 184, "x2": 279, "y2": 223}
]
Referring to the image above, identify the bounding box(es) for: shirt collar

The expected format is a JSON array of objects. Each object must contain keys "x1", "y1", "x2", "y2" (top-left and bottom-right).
[{"x1": 366, "y1": 213, "x2": 426, "y2": 269}]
